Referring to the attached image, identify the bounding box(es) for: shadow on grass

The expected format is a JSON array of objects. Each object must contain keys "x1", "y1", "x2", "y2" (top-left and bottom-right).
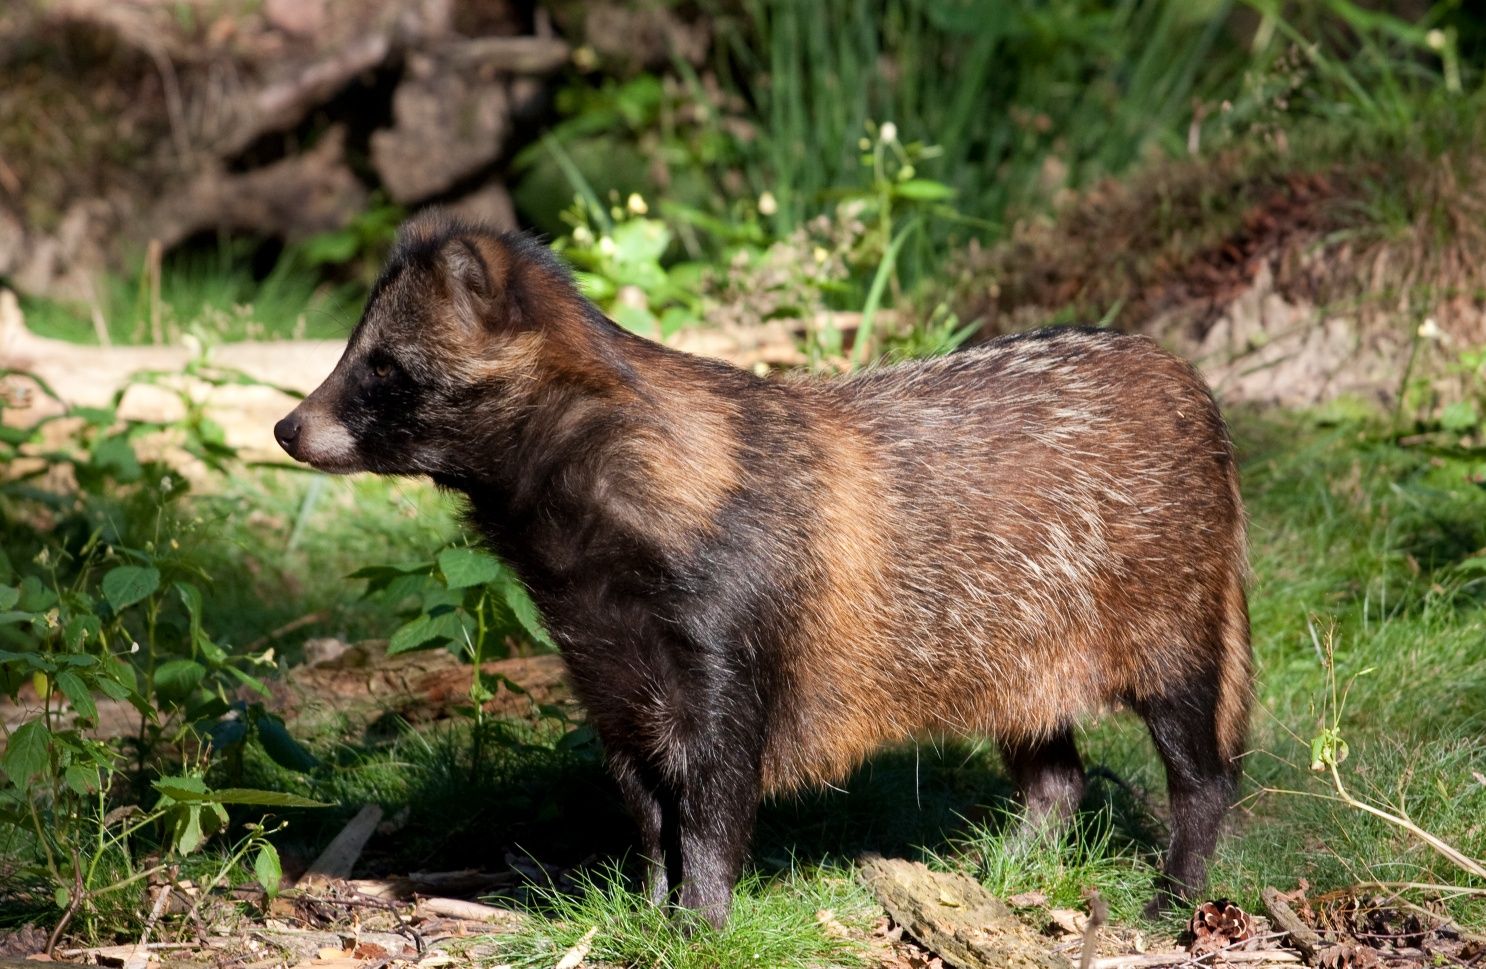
[{"x1": 247, "y1": 719, "x2": 1166, "y2": 911}]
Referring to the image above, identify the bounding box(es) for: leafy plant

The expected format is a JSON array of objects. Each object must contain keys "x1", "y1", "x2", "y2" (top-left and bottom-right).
[{"x1": 0, "y1": 363, "x2": 325, "y2": 947}]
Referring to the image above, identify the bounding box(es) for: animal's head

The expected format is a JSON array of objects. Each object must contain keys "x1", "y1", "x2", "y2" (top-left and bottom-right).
[{"x1": 274, "y1": 213, "x2": 609, "y2": 478}]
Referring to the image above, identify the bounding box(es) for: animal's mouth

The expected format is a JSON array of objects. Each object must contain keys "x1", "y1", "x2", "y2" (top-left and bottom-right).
[{"x1": 274, "y1": 408, "x2": 366, "y2": 474}]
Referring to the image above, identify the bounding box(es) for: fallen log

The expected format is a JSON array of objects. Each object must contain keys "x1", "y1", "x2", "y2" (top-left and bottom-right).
[{"x1": 0, "y1": 647, "x2": 571, "y2": 744}]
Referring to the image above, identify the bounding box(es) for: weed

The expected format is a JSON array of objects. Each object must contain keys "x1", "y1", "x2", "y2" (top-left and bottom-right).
[{"x1": 0, "y1": 363, "x2": 326, "y2": 945}]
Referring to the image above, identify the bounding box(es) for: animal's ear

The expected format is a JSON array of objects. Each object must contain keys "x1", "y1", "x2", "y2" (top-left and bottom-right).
[{"x1": 438, "y1": 237, "x2": 495, "y2": 330}]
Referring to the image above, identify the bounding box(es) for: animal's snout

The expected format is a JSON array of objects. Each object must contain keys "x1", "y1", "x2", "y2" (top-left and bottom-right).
[{"x1": 274, "y1": 412, "x2": 302, "y2": 455}]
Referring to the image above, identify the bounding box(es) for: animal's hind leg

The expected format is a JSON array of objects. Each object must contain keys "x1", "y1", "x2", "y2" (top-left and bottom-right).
[
  {"x1": 1000, "y1": 728, "x2": 1085, "y2": 841},
  {"x1": 1134, "y1": 676, "x2": 1240, "y2": 916}
]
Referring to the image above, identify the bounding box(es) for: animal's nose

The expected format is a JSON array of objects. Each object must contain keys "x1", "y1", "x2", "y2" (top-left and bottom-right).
[{"x1": 274, "y1": 413, "x2": 301, "y2": 454}]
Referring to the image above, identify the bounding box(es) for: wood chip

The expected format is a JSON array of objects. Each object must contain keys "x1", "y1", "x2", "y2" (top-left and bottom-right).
[
  {"x1": 297, "y1": 804, "x2": 383, "y2": 888},
  {"x1": 1261, "y1": 887, "x2": 1324, "y2": 965},
  {"x1": 859, "y1": 855, "x2": 1071, "y2": 969},
  {"x1": 554, "y1": 927, "x2": 598, "y2": 969}
]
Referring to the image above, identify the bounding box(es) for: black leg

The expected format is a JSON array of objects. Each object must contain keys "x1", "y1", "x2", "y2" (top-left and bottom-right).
[
  {"x1": 1000, "y1": 728, "x2": 1086, "y2": 841},
  {"x1": 608, "y1": 749, "x2": 675, "y2": 906},
  {"x1": 1135, "y1": 683, "x2": 1238, "y2": 917},
  {"x1": 675, "y1": 746, "x2": 762, "y2": 929}
]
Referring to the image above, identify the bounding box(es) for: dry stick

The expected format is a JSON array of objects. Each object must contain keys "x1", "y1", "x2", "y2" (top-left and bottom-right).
[
  {"x1": 45, "y1": 848, "x2": 87, "y2": 956},
  {"x1": 1325, "y1": 763, "x2": 1486, "y2": 879},
  {"x1": 1079, "y1": 892, "x2": 1110, "y2": 969},
  {"x1": 299, "y1": 804, "x2": 383, "y2": 886},
  {"x1": 138, "y1": 866, "x2": 178, "y2": 948},
  {"x1": 1091, "y1": 951, "x2": 1302, "y2": 969},
  {"x1": 243, "y1": 611, "x2": 331, "y2": 653},
  {"x1": 58, "y1": 943, "x2": 202, "y2": 957}
]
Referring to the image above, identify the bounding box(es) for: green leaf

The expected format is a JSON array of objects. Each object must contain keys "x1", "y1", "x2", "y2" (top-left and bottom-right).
[
  {"x1": 175, "y1": 805, "x2": 206, "y2": 854},
  {"x1": 0, "y1": 585, "x2": 17, "y2": 611},
  {"x1": 54, "y1": 670, "x2": 98, "y2": 723},
  {"x1": 255, "y1": 842, "x2": 283, "y2": 897},
  {"x1": 437, "y1": 546, "x2": 504, "y2": 590},
  {"x1": 17, "y1": 576, "x2": 56, "y2": 613},
  {"x1": 1440, "y1": 400, "x2": 1480, "y2": 433},
  {"x1": 387, "y1": 608, "x2": 468, "y2": 655},
  {"x1": 504, "y1": 583, "x2": 554, "y2": 649},
  {"x1": 153, "y1": 780, "x2": 329, "y2": 808},
  {"x1": 2, "y1": 719, "x2": 49, "y2": 785},
  {"x1": 63, "y1": 764, "x2": 98, "y2": 796},
  {"x1": 92, "y1": 434, "x2": 143, "y2": 482},
  {"x1": 0, "y1": 650, "x2": 53, "y2": 672},
  {"x1": 254, "y1": 714, "x2": 320, "y2": 772},
  {"x1": 153, "y1": 658, "x2": 206, "y2": 704},
  {"x1": 893, "y1": 178, "x2": 957, "y2": 201},
  {"x1": 155, "y1": 773, "x2": 207, "y2": 797},
  {"x1": 54, "y1": 886, "x2": 69, "y2": 910},
  {"x1": 102, "y1": 565, "x2": 160, "y2": 612},
  {"x1": 63, "y1": 612, "x2": 101, "y2": 650},
  {"x1": 94, "y1": 669, "x2": 132, "y2": 701}
]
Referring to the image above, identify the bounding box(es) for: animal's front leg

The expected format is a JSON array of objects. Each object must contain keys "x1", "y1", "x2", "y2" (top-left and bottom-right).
[{"x1": 674, "y1": 734, "x2": 763, "y2": 929}]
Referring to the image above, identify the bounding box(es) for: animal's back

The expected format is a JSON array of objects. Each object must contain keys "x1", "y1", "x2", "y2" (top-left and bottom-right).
[{"x1": 763, "y1": 327, "x2": 1248, "y2": 792}]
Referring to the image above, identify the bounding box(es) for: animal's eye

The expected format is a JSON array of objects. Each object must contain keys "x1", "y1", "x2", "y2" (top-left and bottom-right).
[{"x1": 371, "y1": 359, "x2": 394, "y2": 379}]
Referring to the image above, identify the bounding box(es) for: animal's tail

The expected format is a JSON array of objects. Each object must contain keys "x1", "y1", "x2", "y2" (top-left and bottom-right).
[{"x1": 1214, "y1": 466, "x2": 1253, "y2": 769}]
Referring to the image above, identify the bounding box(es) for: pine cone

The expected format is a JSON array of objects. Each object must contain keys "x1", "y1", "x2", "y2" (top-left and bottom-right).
[{"x1": 1188, "y1": 898, "x2": 1255, "y2": 954}]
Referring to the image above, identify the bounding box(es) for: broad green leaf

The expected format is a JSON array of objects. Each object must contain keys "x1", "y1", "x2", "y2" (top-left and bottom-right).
[
  {"x1": 63, "y1": 764, "x2": 98, "y2": 796},
  {"x1": 255, "y1": 843, "x2": 283, "y2": 897},
  {"x1": 2, "y1": 719, "x2": 49, "y2": 785},
  {"x1": 102, "y1": 565, "x2": 160, "y2": 612},
  {"x1": 254, "y1": 714, "x2": 320, "y2": 772},
  {"x1": 94, "y1": 666, "x2": 132, "y2": 701},
  {"x1": 154, "y1": 773, "x2": 207, "y2": 799},
  {"x1": 175, "y1": 805, "x2": 205, "y2": 854},
  {"x1": 504, "y1": 583, "x2": 554, "y2": 649},
  {"x1": 153, "y1": 780, "x2": 329, "y2": 808},
  {"x1": 153, "y1": 658, "x2": 206, "y2": 703},
  {"x1": 54, "y1": 670, "x2": 98, "y2": 723},
  {"x1": 437, "y1": 546, "x2": 504, "y2": 590},
  {"x1": 0, "y1": 650, "x2": 53, "y2": 672},
  {"x1": 0, "y1": 585, "x2": 17, "y2": 611},
  {"x1": 388, "y1": 608, "x2": 467, "y2": 655}
]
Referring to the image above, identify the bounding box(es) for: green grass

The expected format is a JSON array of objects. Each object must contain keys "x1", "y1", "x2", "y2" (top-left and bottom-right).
[
  {"x1": 18, "y1": 244, "x2": 362, "y2": 345},
  {"x1": 496, "y1": 866, "x2": 874, "y2": 969}
]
